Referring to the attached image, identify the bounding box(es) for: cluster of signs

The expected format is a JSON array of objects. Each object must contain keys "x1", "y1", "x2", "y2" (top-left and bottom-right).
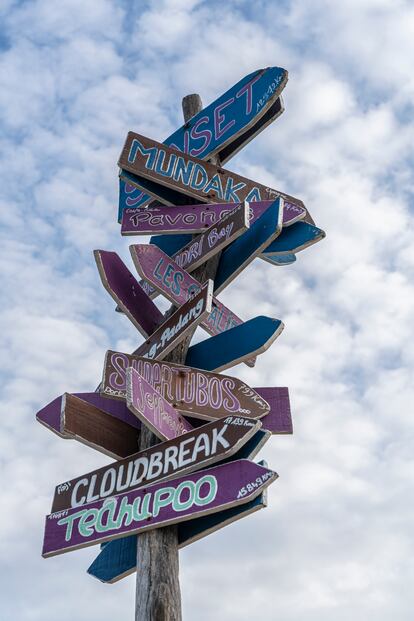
[{"x1": 38, "y1": 66, "x2": 325, "y2": 582}]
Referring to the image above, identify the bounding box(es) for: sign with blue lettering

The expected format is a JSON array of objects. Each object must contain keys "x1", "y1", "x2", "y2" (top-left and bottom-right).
[
  {"x1": 117, "y1": 67, "x2": 288, "y2": 220},
  {"x1": 118, "y1": 132, "x2": 306, "y2": 213},
  {"x1": 185, "y1": 315, "x2": 284, "y2": 372}
]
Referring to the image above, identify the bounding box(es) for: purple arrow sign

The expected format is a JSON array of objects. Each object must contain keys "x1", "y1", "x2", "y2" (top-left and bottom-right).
[
  {"x1": 42, "y1": 459, "x2": 278, "y2": 558},
  {"x1": 121, "y1": 200, "x2": 305, "y2": 236},
  {"x1": 126, "y1": 367, "x2": 193, "y2": 440},
  {"x1": 94, "y1": 249, "x2": 164, "y2": 337}
]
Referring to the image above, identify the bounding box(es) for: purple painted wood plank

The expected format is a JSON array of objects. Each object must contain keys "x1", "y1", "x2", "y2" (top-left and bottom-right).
[
  {"x1": 121, "y1": 199, "x2": 304, "y2": 236},
  {"x1": 255, "y1": 387, "x2": 293, "y2": 434},
  {"x1": 42, "y1": 459, "x2": 278, "y2": 558},
  {"x1": 126, "y1": 367, "x2": 193, "y2": 441},
  {"x1": 94, "y1": 250, "x2": 164, "y2": 337}
]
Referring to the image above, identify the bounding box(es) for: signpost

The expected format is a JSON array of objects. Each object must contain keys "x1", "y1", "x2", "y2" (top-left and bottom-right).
[
  {"x1": 121, "y1": 198, "x2": 304, "y2": 236},
  {"x1": 36, "y1": 68, "x2": 326, "y2": 621},
  {"x1": 42, "y1": 459, "x2": 278, "y2": 558},
  {"x1": 132, "y1": 280, "x2": 213, "y2": 361},
  {"x1": 101, "y1": 351, "x2": 270, "y2": 420},
  {"x1": 51, "y1": 416, "x2": 261, "y2": 512}
]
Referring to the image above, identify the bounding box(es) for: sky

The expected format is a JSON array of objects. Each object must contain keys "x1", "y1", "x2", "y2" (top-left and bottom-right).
[{"x1": 1, "y1": 0, "x2": 414, "y2": 619}]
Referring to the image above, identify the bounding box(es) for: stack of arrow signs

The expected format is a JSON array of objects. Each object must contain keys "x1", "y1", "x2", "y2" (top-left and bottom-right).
[{"x1": 37, "y1": 66, "x2": 325, "y2": 584}]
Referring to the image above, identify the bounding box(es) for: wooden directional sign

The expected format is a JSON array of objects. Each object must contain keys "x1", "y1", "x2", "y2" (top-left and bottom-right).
[
  {"x1": 130, "y1": 244, "x2": 251, "y2": 344},
  {"x1": 254, "y1": 387, "x2": 292, "y2": 435},
  {"x1": 101, "y1": 352, "x2": 270, "y2": 420},
  {"x1": 213, "y1": 197, "x2": 283, "y2": 294},
  {"x1": 185, "y1": 315, "x2": 284, "y2": 372},
  {"x1": 121, "y1": 198, "x2": 304, "y2": 236},
  {"x1": 126, "y1": 367, "x2": 194, "y2": 441},
  {"x1": 36, "y1": 392, "x2": 141, "y2": 440},
  {"x1": 118, "y1": 132, "x2": 306, "y2": 216},
  {"x1": 42, "y1": 459, "x2": 278, "y2": 558},
  {"x1": 37, "y1": 393, "x2": 141, "y2": 460},
  {"x1": 261, "y1": 221, "x2": 326, "y2": 258},
  {"x1": 117, "y1": 67, "x2": 288, "y2": 220},
  {"x1": 88, "y1": 490, "x2": 267, "y2": 583},
  {"x1": 133, "y1": 280, "x2": 213, "y2": 361},
  {"x1": 94, "y1": 249, "x2": 164, "y2": 337},
  {"x1": 51, "y1": 416, "x2": 261, "y2": 513}
]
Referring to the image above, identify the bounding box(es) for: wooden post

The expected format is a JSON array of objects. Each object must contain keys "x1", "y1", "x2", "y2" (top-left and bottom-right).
[{"x1": 135, "y1": 92, "x2": 223, "y2": 621}]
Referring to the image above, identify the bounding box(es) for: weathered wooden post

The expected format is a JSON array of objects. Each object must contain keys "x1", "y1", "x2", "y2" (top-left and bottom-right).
[{"x1": 135, "y1": 92, "x2": 221, "y2": 621}]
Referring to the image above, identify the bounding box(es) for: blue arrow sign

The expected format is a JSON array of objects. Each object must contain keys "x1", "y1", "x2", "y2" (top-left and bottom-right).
[
  {"x1": 263, "y1": 253, "x2": 297, "y2": 266},
  {"x1": 185, "y1": 315, "x2": 284, "y2": 372},
  {"x1": 261, "y1": 221, "x2": 325, "y2": 257}
]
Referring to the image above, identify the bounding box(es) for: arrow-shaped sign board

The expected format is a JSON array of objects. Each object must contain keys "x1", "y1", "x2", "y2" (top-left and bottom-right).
[
  {"x1": 118, "y1": 132, "x2": 306, "y2": 217},
  {"x1": 117, "y1": 67, "x2": 288, "y2": 220},
  {"x1": 94, "y1": 249, "x2": 164, "y2": 337},
  {"x1": 101, "y1": 352, "x2": 270, "y2": 420},
  {"x1": 51, "y1": 416, "x2": 261, "y2": 513},
  {"x1": 185, "y1": 315, "x2": 284, "y2": 372},
  {"x1": 261, "y1": 221, "x2": 326, "y2": 258},
  {"x1": 88, "y1": 490, "x2": 267, "y2": 583},
  {"x1": 133, "y1": 280, "x2": 213, "y2": 361},
  {"x1": 126, "y1": 367, "x2": 194, "y2": 441},
  {"x1": 42, "y1": 459, "x2": 278, "y2": 558},
  {"x1": 130, "y1": 243, "x2": 251, "y2": 342},
  {"x1": 121, "y1": 199, "x2": 304, "y2": 236}
]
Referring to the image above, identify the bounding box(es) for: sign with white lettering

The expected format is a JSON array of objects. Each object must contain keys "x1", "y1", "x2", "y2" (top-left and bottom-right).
[
  {"x1": 101, "y1": 352, "x2": 270, "y2": 420},
  {"x1": 126, "y1": 367, "x2": 194, "y2": 440},
  {"x1": 42, "y1": 459, "x2": 278, "y2": 558},
  {"x1": 88, "y1": 489, "x2": 267, "y2": 583},
  {"x1": 117, "y1": 67, "x2": 288, "y2": 220},
  {"x1": 121, "y1": 198, "x2": 303, "y2": 237},
  {"x1": 94, "y1": 249, "x2": 164, "y2": 337},
  {"x1": 51, "y1": 416, "x2": 260, "y2": 513},
  {"x1": 118, "y1": 132, "x2": 306, "y2": 215},
  {"x1": 133, "y1": 280, "x2": 213, "y2": 361}
]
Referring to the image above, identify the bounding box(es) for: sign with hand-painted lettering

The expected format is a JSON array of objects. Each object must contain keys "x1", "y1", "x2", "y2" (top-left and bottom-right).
[
  {"x1": 118, "y1": 132, "x2": 306, "y2": 216},
  {"x1": 51, "y1": 416, "x2": 261, "y2": 513},
  {"x1": 261, "y1": 221, "x2": 326, "y2": 258},
  {"x1": 133, "y1": 280, "x2": 213, "y2": 361},
  {"x1": 42, "y1": 459, "x2": 278, "y2": 558},
  {"x1": 117, "y1": 67, "x2": 288, "y2": 220},
  {"x1": 94, "y1": 249, "x2": 164, "y2": 337},
  {"x1": 126, "y1": 367, "x2": 194, "y2": 440},
  {"x1": 88, "y1": 489, "x2": 267, "y2": 583},
  {"x1": 60, "y1": 394, "x2": 141, "y2": 459},
  {"x1": 130, "y1": 243, "x2": 251, "y2": 345},
  {"x1": 185, "y1": 315, "x2": 284, "y2": 372},
  {"x1": 101, "y1": 352, "x2": 270, "y2": 420},
  {"x1": 121, "y1": 198, "x2": 304, "y2": 237}
]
